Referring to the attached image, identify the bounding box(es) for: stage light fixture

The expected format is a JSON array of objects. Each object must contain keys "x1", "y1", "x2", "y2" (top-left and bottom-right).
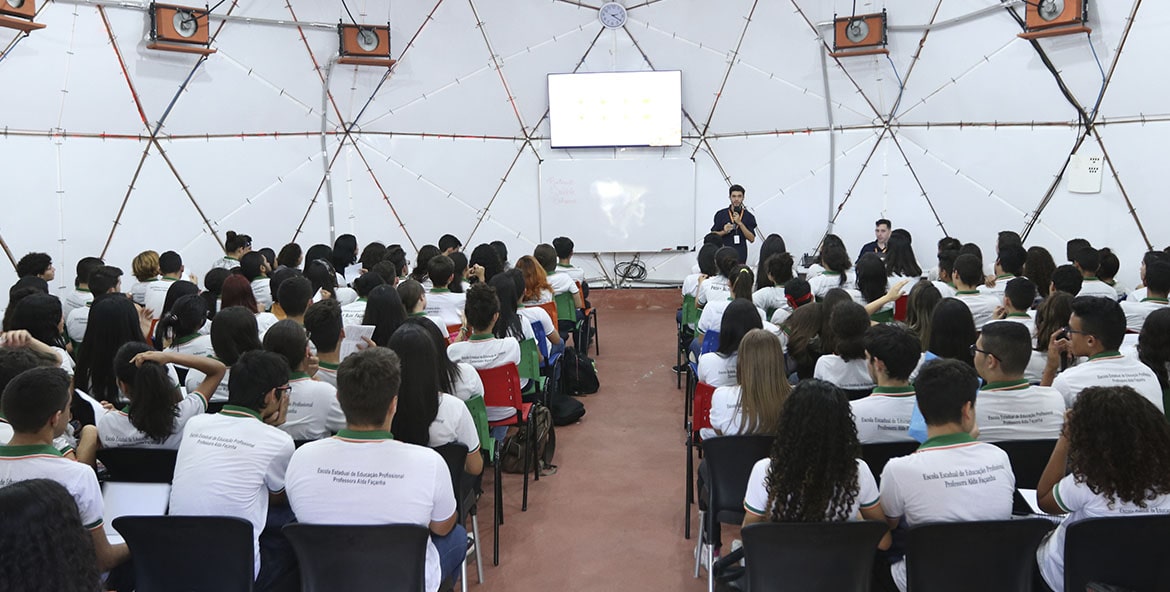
[
  {"x1": 0, "y1": 0, "x2": 47, "y2": 33},
  {"x1": 1019, "y1": 0, "x2": 1090, "y2": 40}
]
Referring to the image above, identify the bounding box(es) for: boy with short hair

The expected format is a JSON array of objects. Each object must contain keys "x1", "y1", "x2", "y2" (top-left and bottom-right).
[
  {"x1": 285, "y1": 347, "x2": 462, "y2": 592},
  {"x1": 552, "y1": 236, "x2": 586, "y2": 284},
  {"x1": 241, "y1": 252, "x2": 272, "y2": 311},
  {"x1": 263, "y1": 320, "x2": 345, "y2": 441},
  {"x1": 438, "y1": 234, "x2": 462, "y2": 255},
  {"x1": 303, "y1": 299, "x2": 344, "y2": 387},
  {"x1": 951, "y1": 254, "x2": 999, "y2": 330},
  {"x1": 168, "y1": 351, "x2": 295, "y2": 584},
  {"x1": 1050, "y1": 264, "x2": 1084, "y2": 296},
  {"x1": 0, "y1": 367, "x2": 130, "y2": 572},
  {"x1": 144, "y1": 251, "x2": 184, "y2": 320},
  {"x1": 62, "y1": 256, "x2": 103, "y2": 319},
  {"x1": 425, "y1": 255, "x2": 466, "y2": 326},
  {"x1": 15, "y1": 252, "x2": 54, "y2": 282},
  {"x1": 1121, "y1": 260, "x2": 1170, "y2": 332},
  {"x1": 1072, "y1": 247, "x2": 1118, "y2": 300},
  {"x1": 991, "y1": 277, "x2": 1038, "y2": 342},
  {"x1": 851, "y1": 324, "x2": 921, "y2": 443},
  {"x1": 931, "y1": 250, "x2": 959, "y2": 298},
  {"x1": 880, "y1": 359, "x2": 1015, "y2": 592},
  {"x1": 973, "y1": 321, "x2": 1064, "y2": 441},
  {"x1": 447, "y1": 284, "x2": 519, "y2": 430},
  {"x1": 981, "y1": 244, "x2": 1026, "y2": 300},
  {"x1": 277, "y1": 275, "x2": 314, "y2": 324}
]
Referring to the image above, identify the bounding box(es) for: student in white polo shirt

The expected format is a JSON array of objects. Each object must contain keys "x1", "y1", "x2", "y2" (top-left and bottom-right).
[
  {"x1": 807, "y1": 245, "x2": 856, "y2": 300},
  {"x1": 1043, "y1": 296, "x2": 1163, "y2": 411},
  {"x1": 447, "y1": 283, "x2": 520, "y2": 440},
  {"x1": 972, "y1": 322, "x2": 1064, "y2": 441},
  {"x1": 276, "y1": 275, "x2": 314, "y2": 326},
  {"x1": 169, "y1": 351, "x2": 294, "y2": 586},
  {"x1": 697, "y1": 299, "x2": 763, "y2": 388},
  {"x1": 979, "y1": 244, "x2": 1026, "y2": 301},
  {"x1": 425, "y1": 255, "x2": 467, "y2": 327},
  {"x1": 98, "y1": 343, "x2": 225, "y2": 450},
  {"x1": 62, "y1": 256, "x2": 103, "y2": 320},
  {"x1": 65, "y1": 265, "x2": 122, "y2": 346},
  {"x1": 930, "y1": 250, "x2": 959, "y2": 299},
  {"x1": 263, "y1": 320, "x2": 344, "y2": 441},
  {"x1": 880, "y1": 359, "x2": 1015, "y2": 592},
  {"x1": 951, "y1": 254, "x2": 1000, "y2": 330},
  {"x1": 129, "y1": 250, "x2": 161, "y2": 306},
  {"x1": 341, "y1": 271, "x2": 385, "y2": 327},
  {"x1": 552, "y1": 236, "x2": 587, "y2": 284},
  {"x1": 1035, "y1": 386, "x2": 1170, "y2": 591},
  {"x1": 1072, "y1": 247, "x2": 1119, "y2": 300},
  {"x1": 398, "y1": 279, "x2": 449, "y2": 336},
  {"x1": 535, "y1": 243, "x2": 582, "y2": 309},
  {"x1": 0, "y1": 367, "x2": 130, "y2": 572},
  {"x1": 989, "y1": 277, "x2": 1037, "y2": 343},
  {"x1": 851, "y1": 323, "x2": 920, "y2": 443},
  {"x1": 388, "y1": 323, "x2": 483, "y2": 476},
  {"x1": 285, "y1": 347, "x2": 463, "y2": 592},
  {"x1": 157, "y1": 294, "x2": 214, "y2": 358},
  {"x1": 813, "y1": 302, "x2": 876, "y2": 396},
  {"x1": 241, "y1": 252, "x2": 273, "y2": 312},
  {"x1": 144, "y1": 251, "x2": 185, "y2": 321},
  {"x1": 303, "y1": 299, "x2": 344, "y2": 387},
  {"x1": 1121, "y1": 260, "x2": 1170, "y2": 333}
]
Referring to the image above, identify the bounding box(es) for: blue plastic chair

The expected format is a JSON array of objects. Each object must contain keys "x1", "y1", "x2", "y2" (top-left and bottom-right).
[{"x1": 700, "y1": 330, "x2": 720, "y2": 355}]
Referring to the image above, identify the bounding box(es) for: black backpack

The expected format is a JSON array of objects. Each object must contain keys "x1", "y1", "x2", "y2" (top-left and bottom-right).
[{"x1": 557, "y1": 346, "x2": 599, "y2": 396}]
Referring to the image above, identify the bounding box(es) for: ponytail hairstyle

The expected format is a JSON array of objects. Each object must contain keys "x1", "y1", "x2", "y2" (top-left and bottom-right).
[
  {"x1": 155, "y1": 294, "x2": 208, "y2": 346},
  {"x1": 731, "y1": 265, "x2": 755, "y2": 300},
  {"x1": 224, "y1": 231, "x2": 252, "y2": 256},
  {"x1": 715, "y1": 247, "x2": 740, "y2": 281},
  {"x1": 821, "y1": 244, "x2": 852, "y2": 287},
  {"x1": 115, "y1": 342, "x2": 181, "y2": 443}
]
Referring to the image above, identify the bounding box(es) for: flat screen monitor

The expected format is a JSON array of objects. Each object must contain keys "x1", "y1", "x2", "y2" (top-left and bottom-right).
[{"x1": 548, "y1": 70, "x2": 682, "y2": 148}]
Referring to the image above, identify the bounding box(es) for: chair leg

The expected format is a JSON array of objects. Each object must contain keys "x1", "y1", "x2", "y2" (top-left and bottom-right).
[
  {"x1": 693, "y1": 511, "x2": 705, "y2": 578},
  {"x1": 707, "y1": 547, "x2": 715, "y2": 592},
  {"x1": 685, "y1": 433, "x2": 693, "y2": 539},
  {"x1": 592, "y1": 312, "x2": 599, "y2": 356},
  {"x1": 493, "y1": 442, "x2": 502, "y2": 567},
  {"x1": 461, "y1": 551, "x2": 468, "y2": 592},
  {"x1": 471, "y1": 514, "x2": 484, "y2": 584},
  {"x1": 521, "y1": 422, "x2": 531, "y2": 512}
]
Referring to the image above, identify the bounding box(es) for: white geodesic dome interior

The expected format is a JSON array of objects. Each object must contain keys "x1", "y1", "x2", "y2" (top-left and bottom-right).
[{"x1": 1, "y1": 0, "x2": 1167, "y2": 292}]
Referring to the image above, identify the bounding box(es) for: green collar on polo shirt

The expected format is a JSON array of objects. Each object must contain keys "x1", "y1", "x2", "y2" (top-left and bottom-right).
[
  {"x1": 290, "y1": 371, "x2": 312, "y2": 380},
  {"x1": 251, "y1": 276, "x2": 266, "y2": 282},
  {"x1": 980, "y1": 379, "x2": 1030, "y2": 391},
  {"x1": 1103, "y1": 279, "x2": 1117, "y2": 286},
  {"x1": 470, "y1": 333, "x2": 494, "y2": 341},
  {"x1": 161, "y1": 276, "x2": 178, "y2": 282},
  {"x1": 336, "y1": 429, "x2": 394, "y2": 441},
  {"x1": 955, "y1": 290, "x2": 980, "y2": 295},
  {"x1": 1006, "y1": 312, "x2": 1030, "y2": 318},
  {"x1": 1088, "y1": 350, "x2": 1122, "y2": 361},
  {"x1": 822, "y1": 271, "x2": 841, "y2": 276},
  {"x1": 408, "y1": 311, "x2": 427, "y2": 317},
  {"x1": 1083, "y1": 277, "x2": 1100, "y2": 282},
  {"x1": 0, "y1": 444, "x2": 63, "y2": 457},
  {"x1": 356, "y1": 297, "x2": 367, "y2": 303},
  {"x1": 1142, "y1": 297, "x2": 1170, "y2": 304},
  {"x1": 996, "y1": 274, "x2": 1016, "y2": 280},
  {"x1": 430, "y1": 287, "x2": 451, "y2": 293},
  {"x1": 225, "y1": 256, "x2": 239, "y2": 262},
  {"x1": 918, "y1": 432, "x2": 976, "y2": 450},
  {"x1": 173, "y1": 333, "x2": 202, "y2": 346},
  {"x1": 871, "y1": 385, "x2": 915, "y2": 396},
  {"x1": 557, "y1": 263, "x2": 573, "y2": 268},
  {"x1": 120, "y1": 405, "x2": 131, "y2": 414},
  {"x1": 319, "y1": 361, "x2": 339, "y2": 370},
  {"x1": 221, "y1": 405, "x2": 262, "y2": 420}
]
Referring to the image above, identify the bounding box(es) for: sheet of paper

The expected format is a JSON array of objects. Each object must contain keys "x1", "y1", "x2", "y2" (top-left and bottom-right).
[
  {"x1": 103, "y1": 482, "x2": 171, "y2": 545},
  {"x1": 1018, "y1": 488, "x2": 1043, "y2": 515},
  {"x1": 340, "y1": 324, "x2": 376, "y2": 361}
]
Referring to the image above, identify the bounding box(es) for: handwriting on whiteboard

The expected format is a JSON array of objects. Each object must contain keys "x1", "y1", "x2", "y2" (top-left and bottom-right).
[{"x1": 547, "y1": 177, "x2": 577, "y2": 204}]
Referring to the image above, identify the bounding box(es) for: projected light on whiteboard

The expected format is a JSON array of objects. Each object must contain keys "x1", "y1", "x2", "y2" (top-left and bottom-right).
[{"x1": 548, "y1": 71, "x2": 682, "y2": 148}]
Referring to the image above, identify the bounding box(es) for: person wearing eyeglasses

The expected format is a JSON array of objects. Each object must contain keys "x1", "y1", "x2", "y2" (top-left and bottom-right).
[
  {"x1": 1043, "y1": 296, "x2": 1163, "y2": 412},
  {"x1": 970, "y1": 322, "x2": 1064, "y2": 442},
  {"x1": 169, "y1": 351, "x2": 294, "y2": 588}
]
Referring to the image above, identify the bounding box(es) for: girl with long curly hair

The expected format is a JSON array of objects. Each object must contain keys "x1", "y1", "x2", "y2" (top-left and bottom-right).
[
  {"x1": 742, "y1": 379, "x2": 890, "y2": 549},
  {"x1": 0, "y1": 479, "x2": 101, "y2": 592},
  {"x1": 1036, "y1": 386, "x2": 1170, "y2": 591}
]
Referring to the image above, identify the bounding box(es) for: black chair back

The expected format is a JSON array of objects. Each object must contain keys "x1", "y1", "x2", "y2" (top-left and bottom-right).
[
  {"x1": 1064, "y1": 515, "x2": 1170, "y2": 592},
  {"x1": 741, "y1": 521, "x2": 887, "y2": 591},
  {"x1": 993, "y1": 439, "x2": 1057, "y2": 489},
  {"x1": 860, "y1": 441, "x2": 919, "y2": 483},
  {"x1": 702, "y1": 435, "x2": 774, "y2": 528},
  {"x1": 112, "y1": 516, "x2": 254, "y2": 592},
  {"x1": 433, "y1": 442, "x2": 474, "y2": 520},
  {"x1": 283, "y1": 523, "x2": 431, "y2": 592},
  {"x1": 97, "y1": 448, "x2": 179, "y2": 483},
  {"x1": 906, "y1": 519, "x2": 1055, "y2": 592}
]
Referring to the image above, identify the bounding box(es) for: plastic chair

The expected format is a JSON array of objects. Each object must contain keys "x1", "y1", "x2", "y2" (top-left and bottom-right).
[
  {"x1": 534, "y1": 301, "x2": 559, "y2": 329},
  {"x1": 97, "y1": 448, "x2": 178, "y2": 483},
  {"x1": 906, "y1": 519, "x2": 1055, "y2": 592},
  {"x1": 433, "y1": 443, "x2": 483, "y2": 589},
  {"x1": 741, "y1": 521, "x2": 888, "y2": 592},
  {"x1": 893, "y1": 293, "x2": 909, "y2": 321},
  {"x1": 994, "y1": 439, "x2": 1057, "y2": 489},
  {"x1": 699, "y1": 330, "x2": 720, "y2": 355},
  {"x1": 695, "y1": 435, "x2": 774, "y2": 592},
  {"x1": 476, "y1": 364, "x2": 536, "y2": 567},
  {"x1": 684, "y1": 381, "x2": 716, "y2": 540},
  {"x1": 446, "y1": 323, "x2": 463, "y2": 343},
  {"x1": 464, "y1": 397, "x2": 494, "y2": 462},
  {"x1": 1064, "y1": 515, "x2": 1170, "y2": 592},
  {"x1": 860, "y1": 441, "x2": 919, "y2": 483},
  {"x1": 576, "y1": 281, "x2": 599, "y2": 356},
  {"x1": 518, "y1": 338, "x2": 545, "y2": 402},
  {"x1": 284, "y1": 523, "x2": 431, "y2": 592},
  {"x1": 113, "y1": 516, "x2": 255, "y2": 592}
]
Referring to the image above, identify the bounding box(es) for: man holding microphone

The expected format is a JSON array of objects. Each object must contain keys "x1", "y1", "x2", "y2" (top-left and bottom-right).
[{"x1": 711, "y1": 184, "x2": 757, "y2": 264}]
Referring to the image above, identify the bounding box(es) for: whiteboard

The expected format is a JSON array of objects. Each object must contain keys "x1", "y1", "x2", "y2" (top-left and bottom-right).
[{"x1": 539, "y1": 158, "x2": 696, "y2": 252}]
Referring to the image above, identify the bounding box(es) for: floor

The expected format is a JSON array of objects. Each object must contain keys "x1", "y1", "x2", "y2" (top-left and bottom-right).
[{"x1": 469, "y1": 288, "x2": 712, "y2": 592}]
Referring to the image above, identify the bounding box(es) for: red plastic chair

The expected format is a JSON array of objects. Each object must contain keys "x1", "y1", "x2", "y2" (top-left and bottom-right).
[
  {"x1": 445, "y1": 323, "x2": 462, "y2": 344},
  {"x1": 685, "y1": 381, "x2": 716, "y2": 540},
  {"x1": 893, "y1": 294, "x2": 909, "y2": 322},
  {"x1": 476, "y1": 364, "x2": 537, "y2": 523}
]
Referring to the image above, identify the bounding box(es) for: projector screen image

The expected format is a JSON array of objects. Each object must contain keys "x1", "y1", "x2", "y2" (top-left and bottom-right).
[{"x1": 548, "y1": 71, "x2": 682, "y2": 148}]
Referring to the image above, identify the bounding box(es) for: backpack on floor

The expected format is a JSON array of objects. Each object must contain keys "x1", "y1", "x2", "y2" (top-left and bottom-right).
[
  {"x1": 557, "y1": 346, "x2": 599, "y2": 396},
  {"x1": 548, "y1": 390, "x2": 586, "y2": 426},
  {"x1": 500, "y1": 404, "x2": 556, "y2": 474}
]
